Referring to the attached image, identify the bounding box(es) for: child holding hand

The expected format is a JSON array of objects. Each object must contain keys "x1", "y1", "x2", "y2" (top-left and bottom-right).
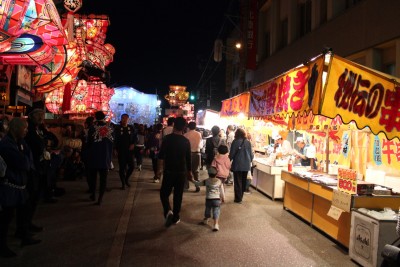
[{"x1": 199, "y1": 166, "x2": 225, "y2": 231}]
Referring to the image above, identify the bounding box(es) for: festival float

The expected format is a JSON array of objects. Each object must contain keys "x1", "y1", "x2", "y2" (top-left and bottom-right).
[
  {"x1": 109, "y1": 86, "x2": 159, "y2": 126},
  {"x1": 164, "y1": 85, "x2": 194, "y2": 122}
]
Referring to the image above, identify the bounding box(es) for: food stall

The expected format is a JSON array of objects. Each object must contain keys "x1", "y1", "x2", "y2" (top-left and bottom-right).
[
  {"x1": 246, "y1": 52, "x2": 400, "y2": 254},
  {"x1": 220, "y1": 92, "x2": 290, "y2": 199}
]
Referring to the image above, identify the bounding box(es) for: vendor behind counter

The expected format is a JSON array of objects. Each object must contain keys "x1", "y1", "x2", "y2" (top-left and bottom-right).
[{"x1": 293, "y1": 137, "x2": 317, "y2": 170}]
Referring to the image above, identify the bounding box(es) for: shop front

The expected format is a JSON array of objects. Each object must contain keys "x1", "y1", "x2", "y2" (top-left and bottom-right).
[{"x1": 222, "y1": 52, "x2": 400, "y2": 263}]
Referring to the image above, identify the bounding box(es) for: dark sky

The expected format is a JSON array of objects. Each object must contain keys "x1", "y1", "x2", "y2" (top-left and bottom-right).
[{"x1": 78, "y1": 0, "x2": 237, "y2": 101}]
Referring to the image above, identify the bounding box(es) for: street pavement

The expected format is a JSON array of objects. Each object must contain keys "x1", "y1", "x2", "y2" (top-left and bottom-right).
[{"x1": 0, "y1": 158, "x2": 359, "y2": 267}]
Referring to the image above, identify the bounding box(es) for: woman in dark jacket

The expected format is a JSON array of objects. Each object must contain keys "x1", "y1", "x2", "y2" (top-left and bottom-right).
[{"x1": 229, "y1": 128, "x2": 254, "y2": 204}]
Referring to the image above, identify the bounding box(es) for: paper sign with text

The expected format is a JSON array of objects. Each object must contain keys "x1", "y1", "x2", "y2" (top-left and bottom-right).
[
  {"x1": 327, "y1": 205, "x2": 344, "y2": 220},
  {"x1": 331, "y1": 189, "x2": 352, "y2": 212}
]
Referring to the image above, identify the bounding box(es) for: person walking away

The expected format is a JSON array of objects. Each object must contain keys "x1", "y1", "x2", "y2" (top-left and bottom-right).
[
  {"x1": 157, "y1": 117, "x2": 193, "y2": 227},
  {"x1": 198, "y1": 166, "x2": 225, "y2": 231},
  {"x1": 134, "y1": 124, "x2": 145, "y2": 171},
  {"x1": 229, "y1": 128, "x2": 254, "y2": 204},
  {"x1": 81, "y1": 116, "x2": 94, "y2": 192},
  {"x1": 205, "y1": 125, "x2": 226, "y2": 170},
  {"x1": 245, "y1": 130, "x2": 256, "y2": 194},
  {"x1": 145, "y1": 123, "x2": 163, "y2": 183},
  {"x1": 0, "y1": 118, "x2": 40, "y2": 258},
  {"x1": 114, "y1": 114, "x2": 137, "y2": 189},
  {"x1": 211, "y1": 144, "x2": 231, "y2": 195},
  {"x1": 87, "y1": 111, "x2": 114, "y2": 205},
  {"x1": 183, "y1": 121, "x2": 202, "y2": 192},
  {"x1": 225, "y1": 125, "x2": 235, "y2": 185}
]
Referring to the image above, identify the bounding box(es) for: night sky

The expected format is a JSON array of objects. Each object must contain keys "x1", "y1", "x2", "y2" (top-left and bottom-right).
[{"x1": 77, "y1": 0, "x2": 238, "y2": 106}]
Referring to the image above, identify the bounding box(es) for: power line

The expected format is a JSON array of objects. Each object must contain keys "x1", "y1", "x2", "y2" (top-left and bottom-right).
[{"x1": 194, "y1": 0, "x2": 237, "y2": 90}]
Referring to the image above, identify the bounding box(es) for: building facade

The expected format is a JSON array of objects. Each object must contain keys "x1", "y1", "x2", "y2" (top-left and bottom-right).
[{"x1": 228, "y1": 0, "x2": 400, "y2": 96}]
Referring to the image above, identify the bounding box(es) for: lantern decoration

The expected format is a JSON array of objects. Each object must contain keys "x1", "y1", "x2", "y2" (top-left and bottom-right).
[
  {"x1": 0, "y1": 0, "x2": 68, "y2": 63},
  {"x1": 180, "y1": 103, "x2": 195, "y2": 121},
  {"x1": 33, "y1": 42, "x2": 82, "y2": 93},
  {"x1": 45, "y1": 86, "x2": 65, "y2": 114},
  {"x1": 45, "y1": 79, "x2": 114, "y2": 117},
  {"x1": 165, "y1": 85, "x2": 189, "y2": 107},
  {"x1": 86, "y1": 40, "x2": 115, "y2": 71},
  {"x1": 76, "y1": 14, "x2": 113, "y2": 71},
  {"x1": 0, "y1": 33, "x2": 56, "y2": 65},
  {"x1": 63, "y1": 0, "x2": 83, "y2": 42}
]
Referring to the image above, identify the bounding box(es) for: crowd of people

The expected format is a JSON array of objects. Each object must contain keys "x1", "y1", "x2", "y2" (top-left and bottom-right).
[{"x1": 1, "y1": 109, "x2": 321, "y2": 258}]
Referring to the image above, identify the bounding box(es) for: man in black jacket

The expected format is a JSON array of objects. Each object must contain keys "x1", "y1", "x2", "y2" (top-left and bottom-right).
[{"x1": 113, "y1": 114, "x2": 137, "y2": 189}]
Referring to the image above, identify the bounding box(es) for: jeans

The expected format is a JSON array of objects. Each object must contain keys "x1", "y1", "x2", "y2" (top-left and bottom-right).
[{"x1": 204, "y1": 199, "x2": 221, "y2": 220}]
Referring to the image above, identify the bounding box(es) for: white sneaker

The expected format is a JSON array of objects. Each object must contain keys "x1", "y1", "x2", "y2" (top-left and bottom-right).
[
  {"x1": 213, "y1": 223, "x2": 219, "y2": 231},
  {"x1": 165, "y1": 210, "x2": 173, "y2": 227},
  {"x1": 154, "y1": 179, "x2": 160, "y2": 183},
  {"x1": 137, "y1": 165, "x2": 142, "y2": 171}
]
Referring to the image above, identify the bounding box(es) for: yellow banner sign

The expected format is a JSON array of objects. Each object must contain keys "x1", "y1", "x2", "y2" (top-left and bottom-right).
[{"x1": 321, "y1": 55, "x2": 400, "y2": 140}]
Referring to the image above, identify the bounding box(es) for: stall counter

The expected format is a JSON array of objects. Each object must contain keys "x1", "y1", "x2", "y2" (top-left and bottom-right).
[
  {"x1": 281, "y1": 170, "x2": 400, "y2": 248},
  {"x1": 252, "y1": 158, "x2": 286, "y2": 200}
]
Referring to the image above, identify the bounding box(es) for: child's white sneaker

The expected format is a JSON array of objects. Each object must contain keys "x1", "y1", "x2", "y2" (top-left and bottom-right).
[{"x1": 213, "y1": 223, "x2": 219, "y2": 231}]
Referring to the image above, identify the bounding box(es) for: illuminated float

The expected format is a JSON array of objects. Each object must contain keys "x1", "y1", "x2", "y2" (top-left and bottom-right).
[{"x1": 109, "y1": 86, "x2": 159, "y2": 126}]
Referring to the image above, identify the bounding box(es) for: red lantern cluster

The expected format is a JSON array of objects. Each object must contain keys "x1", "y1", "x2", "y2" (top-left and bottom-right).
[{"x1": 45, "y1": 79, "x2": 114, "y2": 116}]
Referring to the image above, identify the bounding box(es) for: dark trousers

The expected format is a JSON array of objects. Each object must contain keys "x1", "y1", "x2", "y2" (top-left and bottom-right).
[
  {"x1": 89, "y1": 168, "x2": 108, "y2": 201},
  {"x1": 160, "y1": 171, "x2": 186, "y2": 221},
  {"x1": 0, "y1": 203, "x2": 30, "y2": 248},
  {"x1": 150, "y1": 153, "x2": 158, "y2": 179},
  {"x1": 134, "y1": 146, "x2": 144, "y2": 166},
  {"x1": 0, "y1": 206, "x2": 14, "y2": 248},
  {"x1": 233, "y1": 171, "x2": 248, "y2": 202},
  {"x1": 117, "y1": 150, "x2": 134, "y2": 186},
  {"x1": 185, "y1": 153, "x2": 201, "y2": 189}
]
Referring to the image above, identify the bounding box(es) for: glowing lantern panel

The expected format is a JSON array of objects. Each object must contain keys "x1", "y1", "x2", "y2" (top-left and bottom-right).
[
  {"x1": 165, "y1": 85, "x2": 189, "y2": 107},
  {"x1": 45, "y1": 79, "x2": 114, "y2": 116}
]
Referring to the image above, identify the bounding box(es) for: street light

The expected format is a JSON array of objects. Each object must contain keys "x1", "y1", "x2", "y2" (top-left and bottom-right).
[{"x1": 213, "y1": 39, "x2": 242, "y2": 63}]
